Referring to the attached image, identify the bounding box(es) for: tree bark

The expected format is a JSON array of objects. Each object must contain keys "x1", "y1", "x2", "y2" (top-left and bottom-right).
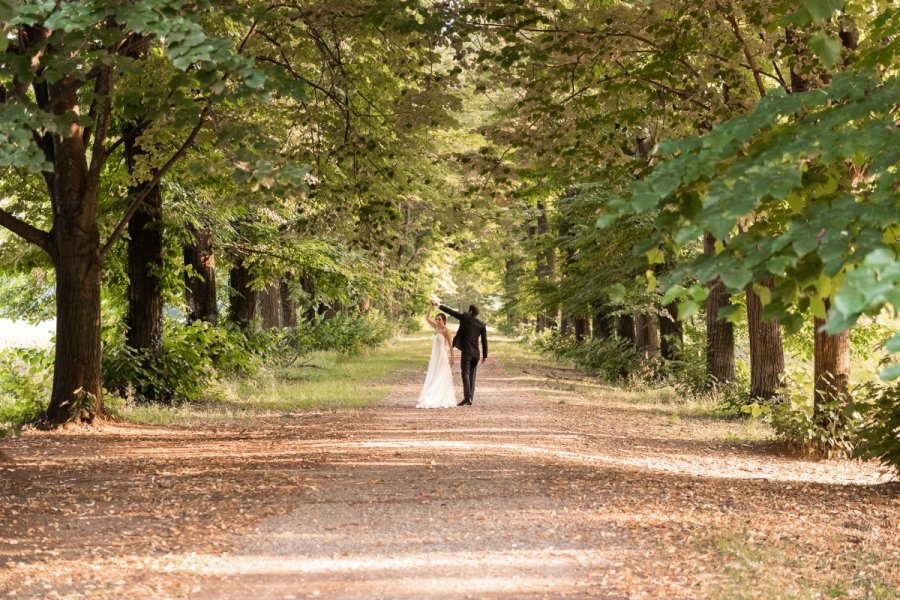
[
  {"x1": 45, "y1": 79, "x2": 103, "y2": 424},
  {"x1": 259, "y1": 281, "x2": 282, "y2": 329},
  {"x1": 124, "y1": 129, "x2": 164, "y2": 358},
  {"x1": 659, "y1": 302, "x2": 683, "y2": 360},
  {"x1": 635, "y1": 313, "x2": 659, "y2": 358},
  {"x1": 229, "y1": 258, "x2": 257, "y2": 329},
  {"x1": 746, "y1": 279, "x2": 784, "y2": 399},
  {"x1": 592, "y1": 303, "x2": 614, "y2": 340},
  {"x1": 534, "y1": 200, "x2": 557, "y2": 331},
  {"x1": 813, "y1": 311, "x2": 851, "y2": 410},
  {"x1": 280, "y1": 278, "x2": 297, "y2": 328},
  {"x1": 300, "y1": 274, "x2": 317, "y2": 322},
  {"x1": 616, "y1": 313, "x2": 636, "y2": 347},
  {"x1": 573, "y1": 317, "x2": 589, "y2": 341},
  {"x1": 560, "y1": 315, "x2": 571, "y2": 337},
  {"x1": 704, "y1": 234, "x2": 736, "y2": 385},
  {"x1": 183, "y1": 224, "x2": 217, "y2": 324}
]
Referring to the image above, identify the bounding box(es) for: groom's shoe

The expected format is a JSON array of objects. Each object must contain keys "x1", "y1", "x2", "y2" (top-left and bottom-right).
[{"x1": 458, "y1": 399, "x2": 472, "y2": 406}]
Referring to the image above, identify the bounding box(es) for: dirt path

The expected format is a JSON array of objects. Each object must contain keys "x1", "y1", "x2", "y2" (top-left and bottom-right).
[{"x1": 1, "y1": 353, "x2": 898, "y2": 599}]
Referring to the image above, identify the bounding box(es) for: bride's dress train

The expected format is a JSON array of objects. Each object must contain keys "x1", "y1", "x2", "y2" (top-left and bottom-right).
[{"x1": 417, "y1": 333, "x2": 457, "y2": 408}]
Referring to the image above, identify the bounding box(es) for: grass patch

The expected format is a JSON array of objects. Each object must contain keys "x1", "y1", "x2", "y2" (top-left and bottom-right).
[
  {"x1": 707, "y1": 531, "x2": 900, "y2": 600},
  {"x1": 114, "y1": 336, "x2": 430, "y2": 426}
]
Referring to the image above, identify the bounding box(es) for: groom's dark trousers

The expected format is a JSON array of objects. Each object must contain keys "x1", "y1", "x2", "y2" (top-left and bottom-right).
[{"x1": 461, "y1": 353, "x2": 479, "y2": 403}]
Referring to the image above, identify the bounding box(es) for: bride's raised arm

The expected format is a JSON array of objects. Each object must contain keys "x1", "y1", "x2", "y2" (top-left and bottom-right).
[{"x1": 424, "y1": 301, "x2": 438, "y2": 329}]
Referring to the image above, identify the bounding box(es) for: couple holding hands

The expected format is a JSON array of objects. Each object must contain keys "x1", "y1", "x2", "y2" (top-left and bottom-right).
[{"x1": 416, "y1": 300, "x2": 488, "y2": 409}]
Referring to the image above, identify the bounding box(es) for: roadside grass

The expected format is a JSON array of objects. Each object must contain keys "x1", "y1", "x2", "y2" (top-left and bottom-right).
[
  {"x1": 493, "y1": 337, "x2": 774, "y2": 443},
  {"x1": 707, "y1": 530, "x2": 899, "y2": 600},
  {"x1": 113, "y1": 336, "x2": 430, "y2": 426}
]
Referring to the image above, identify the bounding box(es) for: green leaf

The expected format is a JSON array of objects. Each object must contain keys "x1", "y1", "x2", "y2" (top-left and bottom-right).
[
  {"x1": 809, "y1": 31, "x2": 842, "y2": 68},
  {"x1": 678, "y1": 300, "x2": 700, "y2": 320},
  {"x1": 879, "y1": 363, "x2": 900, "y2": 381},
  {"x1": 803, "y1": 0, "x2": 844, "y2": 22},
  {"x1": 752, "y1": 283, "x2": 772, "y2": 305},
  {"x1": 810, "y1": 295, "x2": 827, "y2": 319},
  {"x1": 0, "y1": 0, "x2": 15, "y2": 21},
  {"x1": 886, "y1": 333, "x2": 900, "y2": 354},
  {"x1": 645, "y1": 247, "x2": 665, "y2": 265}
]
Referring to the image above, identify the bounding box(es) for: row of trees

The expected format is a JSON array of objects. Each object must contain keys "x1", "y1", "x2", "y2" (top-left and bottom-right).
[
  {"x1": 0, "y1": 0, "x2": 484, "y2": 423},
  {"x1": 453, "y1": 0, "x2": 898, "y2": 423}
]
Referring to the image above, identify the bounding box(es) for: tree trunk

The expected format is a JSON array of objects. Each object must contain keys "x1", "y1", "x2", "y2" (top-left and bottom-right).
[
  {"x1": 560, "y1": 315, "x2": 571, "y2": 337},
  {"x1": 747, "y1": 279, "x2": 784, "y2": 399},
  {"x1": 229, "y1": 258, "x2": 257, "y2": 329},
  {"x1": 300, "y1": 274, "x2": 317, "y2": 322},
  {"x1": 280, "y1": 278, "x2": 297, "y2": 328},
  {"x1": 573, "y1": 317, "x2": 589, "y2": 341},
  {"x1": 813, "y1": 312, "x2": 851, "y2": 411},
  {"x1": 659, "y1": 301, "x2": 683, "y2": 360},
  {"x1": 124, "y1": 130, "x2": 164, "y2": 358},
  {"x1": 534, "y1": 200, "x2": 557, "y2": 331},
  {"x1": 592, "y1": 303, "x2": 614, "y2": 340},
  {"x1": 259, "y1": 281, "x2": 282, "y2": 329},
  {"x1": 635, "y1": 313, "x2": 659, "y2": 358},
  {"x1": 616, "y1": 313, "x2": 636, "y2": 347},
  {"x1": 704, "y1": 234, "x2": 735, "y2": 385},
  {"x1": 46, "y1": 99, "x2": 103, "y2": 423},
  {"x1": 184, "y1": 224, "x2": 217, "y2": 324}
]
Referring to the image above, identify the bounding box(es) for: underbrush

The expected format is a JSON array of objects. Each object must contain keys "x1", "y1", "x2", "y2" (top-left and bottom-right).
[
  {"x1": 0, "y1": 311, "x2": 397, "y2": 429},
  {"x1": 535, "y1": 330, "x2": 900, "y2": 475},
  {"x1": 0, "y1": 347, "x2": 52, "y2": 434}
]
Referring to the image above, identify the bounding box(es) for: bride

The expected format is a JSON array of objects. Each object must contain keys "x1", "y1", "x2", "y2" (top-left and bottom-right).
[{"x1": 416, "y1": 300, "x2": 457, "y2": 409}]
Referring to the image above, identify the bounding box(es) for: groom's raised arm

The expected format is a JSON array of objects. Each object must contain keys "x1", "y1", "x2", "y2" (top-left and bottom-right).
[{"x1": 438, "y1": 304, "x2": 465, "y2": 321}]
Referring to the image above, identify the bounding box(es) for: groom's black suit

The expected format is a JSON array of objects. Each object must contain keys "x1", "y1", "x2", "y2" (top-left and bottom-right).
[{"x1": 439, "y1": 305, "x2": 488, "y2": 404}]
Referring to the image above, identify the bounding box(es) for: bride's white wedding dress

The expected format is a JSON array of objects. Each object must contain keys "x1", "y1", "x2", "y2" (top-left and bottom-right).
[{"x1": 416, "y1": 333, "x2": 457, "y2": 408}]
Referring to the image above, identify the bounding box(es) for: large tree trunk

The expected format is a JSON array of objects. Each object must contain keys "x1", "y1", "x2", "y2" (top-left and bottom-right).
[
  {"x1": 704, "y1": 234, "x2": 735, "y2": 385},
  {"x1": 184, "y1": 224, "x2": 217, "y2": 324},
  {"x1": 46, "y1": 90, "x2": 103, "y2": 423},
  {"x1": 280, "y1": 278, "x2": 297, "y2": 328},
  {"x1": 124, "y1": 130, "x2": 164, "y2": 357},
  {"x1": 747, "y1": 279, "x2": 784, "y2": 399},
  {"x1": 659, "y1": 301, "x2": 683, "y2": 360},
  {"x1": 592, "y1": 303, "x2": 614, "y2": 340},
  {"x1": 229, "y1": 258, "x2": 257, "y2": 329},
  {"x1": 635, "y1": 313, "x2": 659, "y2": 358},
  {"x1": 259, "y1": 281, "x2": 282, "y2": 329},
  {"x1": 813, "y1": 311, "x2": 851, "y2": 411}
]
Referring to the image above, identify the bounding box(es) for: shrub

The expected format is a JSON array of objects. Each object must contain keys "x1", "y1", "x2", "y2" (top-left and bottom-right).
[
  {"x1": 536, "y1": 333, "x2": 640, "y2": 382},
  {"x1": 0, "y1": 347, "x2": 53, "y2": 431},
  {"x1": 262, "y1": 311, "x2": 394, "y2": 366},
  {"x1": 102, "y1": 320, "x2": 256, "y2": 404},
  {"x1": 853, "y1": 379, "x2": 900, "y2": 475}
]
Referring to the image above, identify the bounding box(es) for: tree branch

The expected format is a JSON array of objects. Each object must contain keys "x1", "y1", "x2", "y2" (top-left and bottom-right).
[
  {"x1": 0, "y1": 207, "x2": 54, "y2": 256},
  {"x1": 723, "y1": 4, "x2": 766, "y2": 98},
  {"x1": 99, "y1": 103, "x2": 210, "y2": 261}
]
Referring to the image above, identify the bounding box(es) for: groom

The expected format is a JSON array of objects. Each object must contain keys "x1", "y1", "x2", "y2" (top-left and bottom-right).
[{"x1": 437, "y1": 301, "x2": 488, "y2": 406}]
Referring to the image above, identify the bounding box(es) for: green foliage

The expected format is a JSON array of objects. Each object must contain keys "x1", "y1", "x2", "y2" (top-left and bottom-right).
[
  {"x1": 536, "y1": 333, "x2": 640, "y2": 383},
  {"x1": 0, "y1": 347, "x2": 52, "y2": 431},
  {"x1": 102, "y1": 320, "x2": 256, "y2": 405},
  {"x1": 261, "y1": 312, "x2": 394, "y2": 366},
  {"x1": 853, "y1": 380, "x2": 900, "y2": 474}
]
